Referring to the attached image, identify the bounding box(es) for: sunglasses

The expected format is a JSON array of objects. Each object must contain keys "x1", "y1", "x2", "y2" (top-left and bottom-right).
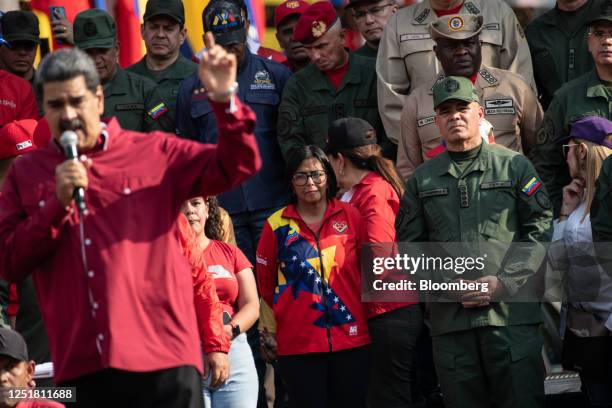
[{"x1": 562, "y1": 144, "x2": 579, "y2": 157}]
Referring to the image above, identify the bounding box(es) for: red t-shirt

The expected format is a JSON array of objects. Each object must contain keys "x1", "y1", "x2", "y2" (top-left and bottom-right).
[
  {"x1": 16, "y1": 399, "x2": 65, "y2": 407},
  {"x1": 433, "y1": 2, "x2": 463, "y2": 16},
  {"x1": 203, "y1": 240, "x2": 252, "y2": 315},
  {"x1": 324, "y1": 61, "x2": 350, "y2": 90}
]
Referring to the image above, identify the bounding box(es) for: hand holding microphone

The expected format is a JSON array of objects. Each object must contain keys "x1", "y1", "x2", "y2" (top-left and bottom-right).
[{"x1": 56, "y1": 131, "x2": 91, "y2": 212}]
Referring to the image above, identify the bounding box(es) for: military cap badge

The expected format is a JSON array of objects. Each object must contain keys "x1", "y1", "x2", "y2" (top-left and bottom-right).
[
  {"x1": 311, "y1": 20, "x2": 327, "y2": 38},
  {"x1": 448, "y1": 16, "x2": 464, "y2": 31},
  {"x1": 444, "y1": 78, "x2": 460, "y2": 92}
]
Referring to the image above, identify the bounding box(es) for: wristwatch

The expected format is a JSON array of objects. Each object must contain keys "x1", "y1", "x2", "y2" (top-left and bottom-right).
[{"x1": 230, "y1": 322, "x2": 241, "y2": 339}]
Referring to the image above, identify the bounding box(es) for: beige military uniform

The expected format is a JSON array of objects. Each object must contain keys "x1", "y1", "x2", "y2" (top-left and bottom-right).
[
  {"x1": 397, "y1": 65, "x2": 542, "y2": 180},
  {"x1": 376, "y1": 0, "x2": 535, "y2": 144}
]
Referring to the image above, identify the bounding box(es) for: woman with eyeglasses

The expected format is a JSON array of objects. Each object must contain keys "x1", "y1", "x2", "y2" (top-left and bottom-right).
[
  {"x1": 325, "y1": 117, "x2": 422, "y2": 408},
  {"x1": 552, "y1": 116, "x2": 612, "y2": 407},
  {"x1": 180, "y1": 196, "x2": 260, "y2": 408},
  {"x1": 256, "y1": 145, "x2": 370, "y2": 408}
]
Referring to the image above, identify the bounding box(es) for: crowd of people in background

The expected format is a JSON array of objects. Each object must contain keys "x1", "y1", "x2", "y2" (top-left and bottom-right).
[{"x1": 0, "y1": 0, "x2": 611, "y2": 407}]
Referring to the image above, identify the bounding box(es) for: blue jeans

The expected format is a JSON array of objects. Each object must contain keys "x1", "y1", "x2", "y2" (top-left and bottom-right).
[{"x1": 203, "y1": 333, "x2": 258, "y2": 408}]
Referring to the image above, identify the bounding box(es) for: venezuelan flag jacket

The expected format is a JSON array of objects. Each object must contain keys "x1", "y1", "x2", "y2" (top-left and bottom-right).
[{"x1": 256, "y1": 199, "x2": 370, "y2": 356}]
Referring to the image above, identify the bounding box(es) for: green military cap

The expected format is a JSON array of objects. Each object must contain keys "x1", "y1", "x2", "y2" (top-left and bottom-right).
[
  {"x1": 74, "y1": 9, "x2": 116, "y2": 50},
  {"x1": 433, "y1": 76, "x2": 479, "y2": 109},
  {"x1": 0, "y1": 11, "x2": 40, "y2": 44},
  {"x1": 429, "y1": 14, "x2": 484, "y2": 42},
  {"x1": 143, "y1": 0, "x2": 185, "y2": 25}
]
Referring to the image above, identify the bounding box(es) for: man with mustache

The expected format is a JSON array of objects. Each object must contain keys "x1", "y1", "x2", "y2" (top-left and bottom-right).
[
  {"x1": 274, "y1": 0, "x2": 310, "y2": 72},
  {"x1": 277, "y1": 1, "x2": 393, "y2": 161},
  {"x1": 533, "y1": 2, "x2": 612, "y2": 216},
  {"x1": 127, "y1": 0, "x2": 197, "y2": 133},
  {"x1": 396, "y1": 76, "x2": 552, "y2": 408},
  {"x1": 0, "y1": 35, "x2": 261, "y2": 405},
  {"x1": 376, "y1": 0, "x2": 535, "y2": 146},
  {"x1": 346, "y1": 0, "x2": 398, "y2": 59},
  {"x1": 397, "y1": 14, "x2": 542, "y2": 180},
  {"x1": 73, "y1": 9, "x2": 172, "y2": 133}
]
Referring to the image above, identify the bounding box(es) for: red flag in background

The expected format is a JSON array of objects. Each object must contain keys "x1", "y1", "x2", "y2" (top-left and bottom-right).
[
  {"x1": 114, "y1": 0, "x2": 144, "y2": 67},
  {"x1": 30, "y1": 0, "x2": 91, "y2": 50}
]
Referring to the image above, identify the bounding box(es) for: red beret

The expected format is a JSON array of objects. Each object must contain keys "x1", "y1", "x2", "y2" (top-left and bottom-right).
[
  {"x1": 293, "y1": 1, "x2": 338, "y2": 44},
  {"x1": 0, "y1": 120, "x2": 37, "y2": 160},
  {"x1": 275, "y1": 0, "x2": 310, "y2": 28}
]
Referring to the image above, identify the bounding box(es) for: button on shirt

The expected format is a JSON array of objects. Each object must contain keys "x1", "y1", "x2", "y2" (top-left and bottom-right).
[{"x1": 0, "y1": 99, "x2": 261, "y2": 382}]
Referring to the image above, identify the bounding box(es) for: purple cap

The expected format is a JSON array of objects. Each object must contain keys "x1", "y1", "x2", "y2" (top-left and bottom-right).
[{"x1": 564, "y1": 116, "x2": 612, "y2": 149}]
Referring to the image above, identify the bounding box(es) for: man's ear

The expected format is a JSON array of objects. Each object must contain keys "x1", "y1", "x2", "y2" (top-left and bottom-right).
[
  {"x1": 26, "y1": 360, "x2": 35, "y2": 384},
  {"x1": 95, "y1": 84, "x2": 105, "y2": 115},
  {"x1": 140, "y1": 23, "x2": 145, "y2": 39},
  {"x1": 339, "y1": 28, "x2": 347, "y2": 46}
]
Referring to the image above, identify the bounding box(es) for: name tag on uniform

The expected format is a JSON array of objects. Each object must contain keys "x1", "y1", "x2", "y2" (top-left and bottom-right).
[
  {"x1": 419, "y1": 188, "x2": 448, "y2": 198},
  {"x1": 400, "y1": 33, "x2": 431, "y2": 42},
  {"x1": 480, "y1": 181, "x2": 512, "y2": 189},
  {"x1": 483, "y1": 23, "x2": 500, "y2": 30},
  {"x1": 484, "y1": 99, "x2": 515, "y2": 115},
  {"x1": 417, "y1": 116, "x2": 435, "y2": 127},
  {"x1": 115, "y1": 103, "x2": 145, "y2": 111}
]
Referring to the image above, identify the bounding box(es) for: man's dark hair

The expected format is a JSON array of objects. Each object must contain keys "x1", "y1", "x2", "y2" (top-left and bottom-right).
[
  {"x1": 35, "y1": 48, "x2": 100, "y2": 97},
  {"x1": 202, "y1": 0, "x2": 249, "y2": 30},
  {"x1": 286, "y1": 145, "x2": 338, "y2": 202}
]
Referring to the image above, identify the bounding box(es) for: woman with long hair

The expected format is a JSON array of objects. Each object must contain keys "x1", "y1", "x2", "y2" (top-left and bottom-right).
[
  {"x1": 552, "y1": 116, "x2": 612, "y2": 407},
  {"x1": 180, "y1": 196, "x2": 260, "y2": 408},
  {"x1": 256, "y1": 145, "x2": 370, "y2": 407},
  {"x1": 325, "y1": 118, "x2": 421, "y2": 408}
]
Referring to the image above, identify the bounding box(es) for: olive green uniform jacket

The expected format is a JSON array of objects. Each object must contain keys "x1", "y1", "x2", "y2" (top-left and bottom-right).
[
  {"x1": 103, "y1": 68, "x2": 172, "y2": 132},
  {"x1": 396, "y1": 142, "x2": 552, "y2": 336},
  {"x1": 277, "y1": 53, "x2": 392, "y2": 161}
]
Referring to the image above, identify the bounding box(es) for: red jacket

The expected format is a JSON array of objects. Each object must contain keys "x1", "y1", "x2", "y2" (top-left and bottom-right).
[
  {"x1": 256, "y1": 199, "x2": 370, "y2": 356},
  {"x1": 348, "y1": 172, "x2": 418, "y2": 318}
]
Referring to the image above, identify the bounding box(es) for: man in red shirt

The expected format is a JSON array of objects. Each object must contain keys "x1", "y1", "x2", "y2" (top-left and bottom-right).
[
  {"x1": 0, "y1": 70, "x2": 39, "y2": 127},
  {"x1": 0, "y1": 33, "x2": 261, "y2": 407}
]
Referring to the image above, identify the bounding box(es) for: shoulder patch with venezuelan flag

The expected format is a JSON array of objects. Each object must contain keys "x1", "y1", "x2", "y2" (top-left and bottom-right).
[
  {"x1": 148, "y1": 102, "x2": 169, "y2": 120},
  {"x1": 521, "y1": 177, "x2": 542, "y2": 197}
]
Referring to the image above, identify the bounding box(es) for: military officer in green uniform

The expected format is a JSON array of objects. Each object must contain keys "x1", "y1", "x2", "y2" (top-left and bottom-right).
[
  {"x1": 396, "y1": 76, "x2": 552, "y2": 408},
  {"x1": 533, "y1": 3, "x2": 612, "y2": 216},
  {"x1": 127, "y1": 0, "x2": 197, "y2": 132},
  {"x1": 277, "y1": 1, "x2": 392, "y2": 161},
  {"x1": 73, "y1": 9, "x2": 172, "y2": 132},
  {"x1": 526, "y1": 0, "x2": 604, "y2": 110}
]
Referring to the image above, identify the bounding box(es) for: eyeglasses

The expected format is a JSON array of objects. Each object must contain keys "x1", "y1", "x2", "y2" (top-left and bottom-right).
[
  {"x1": 562, "y1": 144, "x2": 578, "y2": 157},
  {"x1": 353, "y1": 4, "x2": 394, "y2": 20},
  {"x1": 590, "y1": 30, "x2": 612, "y2": 40},
  {"x1": 292, "y1": 170, "x2": 327, "y2": 186}
]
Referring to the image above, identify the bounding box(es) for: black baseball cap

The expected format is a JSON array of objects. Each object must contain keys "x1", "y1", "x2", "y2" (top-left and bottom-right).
[
  {"x1": 0, "y1": 328, "x2": 28, "y2": 362},
  {"x1": 325, "y1": 118, "x2": 377, "y2": 153},
  {"x1": 589, "y1": 1, "x2": 612, "y2": 25},
  {"x1": 204, "y1": 1, "x2": 248, "y2": 46},
  {"x1": 143, "y1": 0, "x2": 185, "y2": 25},
  {"x1": 0, "y1": 11, "x2": 40, "y2": 45}
]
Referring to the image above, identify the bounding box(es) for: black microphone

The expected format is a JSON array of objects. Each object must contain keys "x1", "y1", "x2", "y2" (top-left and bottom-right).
[{"x1": 59, "y1": 131, "x2": 87, "y2": 213}]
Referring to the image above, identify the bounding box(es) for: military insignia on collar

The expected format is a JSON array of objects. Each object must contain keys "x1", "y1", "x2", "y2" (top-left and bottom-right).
[
  {"x1": 464, "y1": 2, "x2": 480, "y2": 14},
  {"x1": 444, "y1": 78, "x2": 460, "y2": 92},
  {"x1": 332, "y1": 221, "x2": 348, "y2": 234},
  {"x1": 448, "y1": 16, "x2": 464, "y2": 31},
  {"x1": 286, "y1": 1, "x2": 300, "y2": 8},
  {"x1": 312, "y1": 20, "x2": 327, "y2": 38},
  {"x1": 84, "y1": 20, "x2": 98, "y2": 37},
  {"x1": 415, "y1": 8, "x2": 430, "y2": 24}
]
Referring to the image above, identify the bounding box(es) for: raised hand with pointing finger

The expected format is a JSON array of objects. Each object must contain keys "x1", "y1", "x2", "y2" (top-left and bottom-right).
[{"x1": 199, "y1": 32, "x2": 237, "y2": 103}]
